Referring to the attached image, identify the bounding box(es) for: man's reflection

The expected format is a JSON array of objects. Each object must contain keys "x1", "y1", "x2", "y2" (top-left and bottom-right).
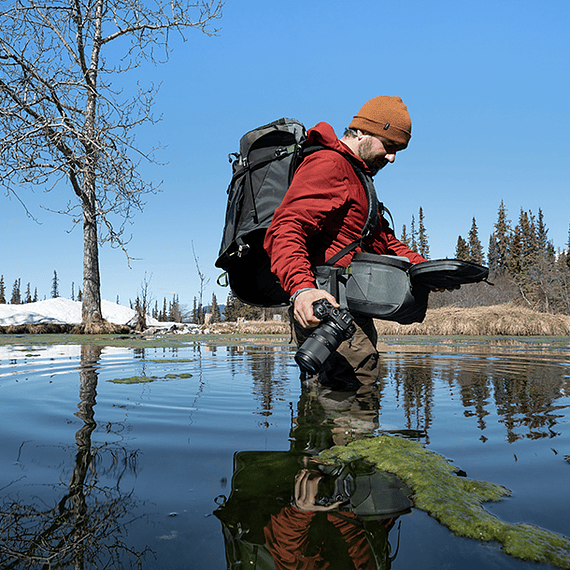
[{"x1": 215, "y1": 379, "x2": 412, "y2": 570}]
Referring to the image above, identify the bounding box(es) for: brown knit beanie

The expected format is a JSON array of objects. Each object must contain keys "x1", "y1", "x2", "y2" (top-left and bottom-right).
[{"x1": 349, "y1": 96, "x2": 412, "y2": 149}]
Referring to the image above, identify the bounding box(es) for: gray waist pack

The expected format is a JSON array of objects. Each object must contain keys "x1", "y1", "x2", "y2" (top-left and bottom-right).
[{"x1": 315, "y1": 253, "x2": 489, "y2": 325}]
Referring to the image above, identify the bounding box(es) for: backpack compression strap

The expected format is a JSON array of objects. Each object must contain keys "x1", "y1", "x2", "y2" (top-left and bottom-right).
[{"x1": 302, "y1": 145, "x2": 382, "y2": 267}]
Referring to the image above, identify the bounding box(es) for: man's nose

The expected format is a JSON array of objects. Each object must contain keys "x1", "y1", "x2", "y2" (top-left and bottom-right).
[{"x1": 385, "y1": 154, "x2": 396, "y2": 163}]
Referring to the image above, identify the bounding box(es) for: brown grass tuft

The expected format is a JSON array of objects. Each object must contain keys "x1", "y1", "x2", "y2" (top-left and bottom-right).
[
  {"x1": 0, "y1": 323, "x2": 73, "y2": 335},
  {"x1": 207, "y1": 321, "x2": 289, "y2": 335},
  {"x1": 374, "y1": 303, "x2": 570, "y2": 336}
]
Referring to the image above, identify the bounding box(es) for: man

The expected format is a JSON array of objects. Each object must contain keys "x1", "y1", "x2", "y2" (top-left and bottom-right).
[{"x1": 264, "y1": 96, "x2": 426, "y2": 388}]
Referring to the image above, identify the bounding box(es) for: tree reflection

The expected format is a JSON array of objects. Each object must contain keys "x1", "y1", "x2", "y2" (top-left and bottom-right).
[
  {"x1": 386, "y1": 351, "x2": 568, "y2": 442},
  {"x1": 0, "y1": 345, "x2": 148, "y2": 569}
]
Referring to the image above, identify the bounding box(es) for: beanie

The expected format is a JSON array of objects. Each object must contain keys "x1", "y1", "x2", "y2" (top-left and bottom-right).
[{"x1": 349, "y1": 96, "x2": 412, "y2": 149}]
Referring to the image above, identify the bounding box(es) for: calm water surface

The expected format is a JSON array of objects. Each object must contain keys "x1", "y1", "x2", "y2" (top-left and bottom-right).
[{"x1": 0, "y1": 337, "x2": 569, "y2": 569}]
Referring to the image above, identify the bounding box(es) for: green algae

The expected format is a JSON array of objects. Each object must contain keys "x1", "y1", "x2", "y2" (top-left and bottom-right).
[
  {"x1": 320, "y1": 436, "x2": 570, "y2": 568},
  {"x1": 108, "y1": 372, "x2": 192, "y2": 384},
  {"x1": 164, "y1": 373, "x2": 193, "y2": 379},
  {"x1": 108, "y1": 376, "x2": 159, "y2": 384}
]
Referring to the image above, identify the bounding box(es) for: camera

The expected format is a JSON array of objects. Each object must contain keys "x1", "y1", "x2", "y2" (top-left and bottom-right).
[{"x1": 294, "y1": 299, "x2": 356, "y2": 375}]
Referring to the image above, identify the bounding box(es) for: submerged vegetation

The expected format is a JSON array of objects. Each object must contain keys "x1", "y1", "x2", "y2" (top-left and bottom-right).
[{"x1": 321, "y1": 436, "x2": 570, "y2": 568}]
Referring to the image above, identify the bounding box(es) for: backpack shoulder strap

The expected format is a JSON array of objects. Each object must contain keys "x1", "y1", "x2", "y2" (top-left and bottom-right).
[{"x1": 301, "y1": 144, "x2": 381, "y2": 266}]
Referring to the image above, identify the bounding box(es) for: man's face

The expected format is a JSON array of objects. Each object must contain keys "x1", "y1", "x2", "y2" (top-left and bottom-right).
[{"x1": 358, "y1": 134, "x2": 402, "y2": 176}]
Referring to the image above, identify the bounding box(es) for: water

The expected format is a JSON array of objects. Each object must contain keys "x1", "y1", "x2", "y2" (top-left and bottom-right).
[{"x1": 0, "y1": 337, "x2": 569, "y2": 569}]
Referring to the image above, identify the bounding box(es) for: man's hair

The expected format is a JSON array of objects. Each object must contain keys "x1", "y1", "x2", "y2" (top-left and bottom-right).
[{"x1": 343, "y1": 127, "x2": 359, "y2": 138}]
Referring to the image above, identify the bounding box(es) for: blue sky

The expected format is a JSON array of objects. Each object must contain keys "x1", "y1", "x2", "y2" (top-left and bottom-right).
[{"x1": 1, "y1": 0, "x2": 569, "y2": 311}]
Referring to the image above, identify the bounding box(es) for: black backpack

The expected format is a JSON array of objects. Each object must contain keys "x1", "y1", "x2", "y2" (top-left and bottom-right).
[{"x1": 215, "y1": 118, "x2": 380, "y2": 307}]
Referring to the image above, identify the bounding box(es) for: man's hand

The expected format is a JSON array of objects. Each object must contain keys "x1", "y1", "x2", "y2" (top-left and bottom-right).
[
  {"x1": 293, "y1": 469, "x2": 342, "y2": 512},
  {"x1": 293, "y1": 289, "x2": 339, "y2": 329}
]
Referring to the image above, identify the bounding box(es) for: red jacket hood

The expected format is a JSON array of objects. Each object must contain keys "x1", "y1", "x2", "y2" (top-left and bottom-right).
[{"x1": 306, "y1": 122, "x2": 371, "y2": 174}]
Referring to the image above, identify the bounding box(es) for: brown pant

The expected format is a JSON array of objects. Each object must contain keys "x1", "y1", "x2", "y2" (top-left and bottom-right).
[{"x1": 292, "y1": 311, "x2": 380, "y2": 387}]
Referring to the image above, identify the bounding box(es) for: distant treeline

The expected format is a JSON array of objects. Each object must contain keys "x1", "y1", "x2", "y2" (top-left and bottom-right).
[
  {"x1": 0, "y1": 271, "x2": 80, "y2": 304},
  {"x1": 4, "y1": 201, "x2": 569, "y2": 319},
  {"x1": 414, "y1": 201, "x2": 570, "y2": 315}
]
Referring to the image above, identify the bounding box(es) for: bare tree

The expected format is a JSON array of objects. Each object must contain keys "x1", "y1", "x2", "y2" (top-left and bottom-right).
[
  {"x1": 192, "y1": 241, "x2": 209, "y2": 324},
  {"x1": 0, "y1": 0, "x2": 222, "y2": 327}
]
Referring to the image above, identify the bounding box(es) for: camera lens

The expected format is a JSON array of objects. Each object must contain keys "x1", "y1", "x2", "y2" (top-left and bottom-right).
[{"x1": 295, "y1": 321, "x2": 346, "y2": 375}]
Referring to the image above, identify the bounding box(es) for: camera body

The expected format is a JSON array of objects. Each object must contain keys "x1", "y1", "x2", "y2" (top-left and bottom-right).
[{"x1": 294, "y1": 299, "x2": 356, "y2": 375}]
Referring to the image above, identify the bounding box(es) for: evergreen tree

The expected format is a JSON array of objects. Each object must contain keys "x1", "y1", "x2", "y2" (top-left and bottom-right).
[
  {"x1": 33, "y1": 287, "x2": 38, "y2": 302},
  {"x1": 224, "y1": 291, "x2": 237, "y2": 322},
  {"x1": 77, "y1": 288, "x2": 82, "y2": 301},
  {"x1": 169, "y1": 294, "x2": 182, "y2": 322},
  {"x1": 508, "y1": 221, "x2": 523, "y2": 275},
  {"x1": 52, "y1": 270, "x2": 59, "y2": 298},
  {"x1": 487, "y1": 235, "x2": 499, "y2": 273},
  {"x1": 0, "y1": 276, "x2": 6, "y2": 304},
  {"x1": 468, "y1": 218, "x2": 484, "y2": 265},
  {"x1": 417, "y1": 207, "x2": 430, "y2": 259},
  {"x1": 191, "y1": 296, "x2": 204, "y2": 324},
  {"x1": 210, "y1": 293, "x2": 221, "y2": 323},
  {"x1": 517, "y1": 208, "x2": 538, "y2": 272},
  {"x1": 409, "y1": 215, "x2": 418, "y2": 253},
  {"x1": 400, "y1": 224, "x2": 410, "y2": 248},
  {"x1": 455, "y1": 236, "x2": 469, "y2": 260},
  {"x1": 24, "y1": 283, "x2": 32, "y2": 303},
  {"x1": 11, "y1": 279, "x2": 21, "y2": 304},
  {"x1": 71, "y1": 282, "x2": 75, "y2": 301},
  {"x1": 492, "y1": 200, "x2": 511, "y2": 273},
  {"x1": 535, "y1": 208, "x2": 556, "y2": 260}
]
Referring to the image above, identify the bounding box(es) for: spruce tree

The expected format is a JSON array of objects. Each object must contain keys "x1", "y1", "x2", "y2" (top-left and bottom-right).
[
  {"x1": 535, "y1": 208, "x2": 556, "y2": 260},
  {"x1": 517, "y1": 208, "x2": 538, "y2": 271},
  {"x1": 11, "y1": 279, "x2": 21, "y2": 304},
  {"x1": 417, "y1": 207, "x2": 430, "y2": 259},
  {"x1": 455, "y1": 236, "x2": 469, "y2": 260},
  {"x1": 400, "y1": 224, "x2": 410, "y2": 248},
  {"x1": 487, "y1": 235, "x2": 499, "y2": 273},
  {"x1": 409, "y1": 215, "x2": 418, "y2": 253},
  {"x1": 33, "y1": 287, "x2": 38, "y2": 302},
  {"x1": 24, "y1": 283, "x2": 32, "y2": 304},
  {"x1": 468, "y1": 218, "x2": 484, "y2": 265},
  {"x1": 493, "y1": 200, "x2": 511, "y2": 273},
  {"x1": 52, "y1": 270, "x2": 59, "y2": 298},
  {"x1": 0, "y1": 276, "x2": 6, "y2": 304},
  {"x1": 210, "y1": 293, "x2": 221, "y2": 323},
  {"x1": 225, "y1": 291, "x2": 236, "y2": 322}
]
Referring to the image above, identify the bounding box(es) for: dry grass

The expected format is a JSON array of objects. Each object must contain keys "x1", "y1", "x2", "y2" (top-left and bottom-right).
[
  {"x1": 0, "y1": 323, "x2": 73, "y2": 335},
  {"x1": 0, "y1": 322, "x2": 131, "y2": 335},
  {"x1": 207, "y1": 321, "x2": 290, "y2": 335},
  {"x1": 374, "y1": 303, "x2": 570, "y2": 336}
]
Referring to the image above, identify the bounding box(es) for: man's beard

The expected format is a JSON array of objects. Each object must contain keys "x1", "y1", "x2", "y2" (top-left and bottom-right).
[{"x1": 358, "y1": 139, "x2": 388, "y2": 176}]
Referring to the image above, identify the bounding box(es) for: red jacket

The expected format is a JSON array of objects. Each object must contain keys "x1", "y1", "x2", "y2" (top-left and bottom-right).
[{"x1": 263, "y1": 122, "x2": 425, "y2": 297}]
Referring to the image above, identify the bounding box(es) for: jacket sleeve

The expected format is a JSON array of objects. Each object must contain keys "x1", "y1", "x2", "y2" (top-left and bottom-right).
[
  {"x1": 263, "y1": 506, "x2": 317, "y2": 570},
  {"x1": 263, "y1": 152, "x2": 356, "y2": 297}
]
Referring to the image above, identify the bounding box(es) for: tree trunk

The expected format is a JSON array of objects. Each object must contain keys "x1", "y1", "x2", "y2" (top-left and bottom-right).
[
  {"x1": 81, "y1": 1, "x2": 104, "y2": 324},
  {"x1": 82, "y1": 190, "x2": 103, "y2": 323}
]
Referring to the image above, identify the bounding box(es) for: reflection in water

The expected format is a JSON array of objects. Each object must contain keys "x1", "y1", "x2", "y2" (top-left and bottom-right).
[
  {"x1": 214, "y1": 342, "x2": 570, "y2": 569},
  {"x1": 383, "y1": 350, "x2": 569, "y2": 442},
  {"x1": 0, "y1": 345, "x2": 148, "y2": 569},
  {"x1": 215, "y1": 449, "x2": 411, "y2": 570},
  {"x1": 215, "y1": 370, "x2": 414, "y2": 569}
]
